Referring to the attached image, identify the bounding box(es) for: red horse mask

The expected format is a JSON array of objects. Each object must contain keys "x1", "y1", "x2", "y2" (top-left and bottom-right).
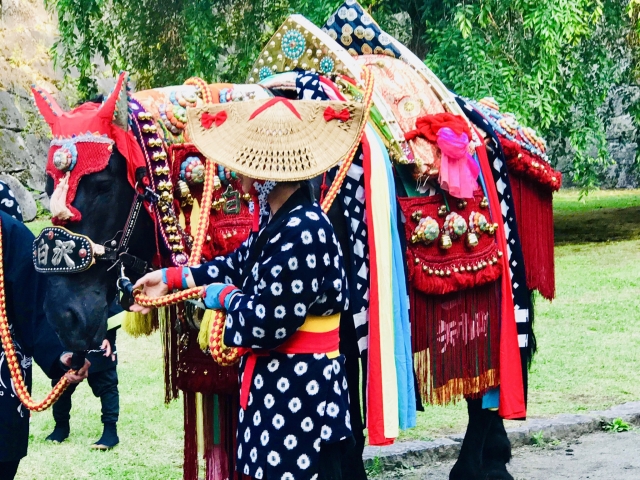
[{"x1": 32, "y1": 72, "x2": 146, "y2": 223}]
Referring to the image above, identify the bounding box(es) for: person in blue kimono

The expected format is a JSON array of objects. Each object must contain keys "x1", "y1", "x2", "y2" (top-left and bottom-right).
[
  {"x1": 0, "y1": 209, "x2": 89, "y2": 480},
  {"x1": 132, "y1": 96, "x2": 368, "y2": 480}
]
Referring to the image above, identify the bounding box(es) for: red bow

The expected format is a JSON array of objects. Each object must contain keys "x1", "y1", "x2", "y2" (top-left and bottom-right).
[
  {"x1": 201, "y1": 111, "x2": 228, "y2": 129},
  {"x1": 404, "y1": 112, "x2": 471, "y2": 143},
  {"x1": 324, "y1": 106, "x2": 350, "y2": 123}
]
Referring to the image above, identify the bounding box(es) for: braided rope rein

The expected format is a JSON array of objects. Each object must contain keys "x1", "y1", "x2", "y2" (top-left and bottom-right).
[{"x1": 0, "y1": 220, "x2": 74, "y2": 411}]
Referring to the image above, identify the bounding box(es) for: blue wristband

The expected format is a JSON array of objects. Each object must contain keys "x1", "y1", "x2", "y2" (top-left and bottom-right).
[
  {"x1": 161, "y1": 268, "x2": 168, "y2": 285},
  {"x1": 181, "y1": 267, "x2": 190, "y2": 289}
]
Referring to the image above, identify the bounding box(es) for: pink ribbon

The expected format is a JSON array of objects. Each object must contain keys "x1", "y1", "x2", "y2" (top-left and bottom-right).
[{"x1": 437, "y1": 127, "x2": 480, "y2": 199}]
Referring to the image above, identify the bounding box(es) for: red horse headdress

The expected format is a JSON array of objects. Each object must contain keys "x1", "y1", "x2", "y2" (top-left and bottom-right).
[{"x1": 32, "y1": 72, "x2": 146, "y2": 223}]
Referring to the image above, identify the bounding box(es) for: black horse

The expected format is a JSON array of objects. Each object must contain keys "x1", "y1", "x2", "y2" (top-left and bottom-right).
[{"x1": 43, "y1": 144, "x2": 155, "y2": 356}]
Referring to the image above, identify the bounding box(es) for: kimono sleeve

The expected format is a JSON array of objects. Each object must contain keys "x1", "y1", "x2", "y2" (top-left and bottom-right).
[
  {"x1": 222, "y1": 220, "x2": 335, "y2": 350},
  {"x1": 189, "y1": 234, "x2": 253, "y2": 287}
]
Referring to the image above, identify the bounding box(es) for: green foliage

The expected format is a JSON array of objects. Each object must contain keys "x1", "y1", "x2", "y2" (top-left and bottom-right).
[
  {"x1": 365, "y1": 455, "x2": 383, "y2": 477},
  {"x1": 420, "y1": 0, "x2": 637, "y2": 189},
  {"x1": 602, "y1": 417, "x2": 631, "y2": 432},
  {"x1": 531, "y1": 430, "x2": 546, "y2": 446},
  {"x1": 44, "y1": 0, "x2": 640, "y2": 188}
]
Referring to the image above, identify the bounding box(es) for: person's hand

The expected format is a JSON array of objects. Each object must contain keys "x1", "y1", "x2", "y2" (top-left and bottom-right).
[
  {"x1": 130, "y1": 270, "x2": 167, "y2": 314},
  {"x1": 59, "y1": 353, "x2": 90, "y2": 384},
  {"x1": 101, "y1": 338, "x2": 115, "y2": 361}
]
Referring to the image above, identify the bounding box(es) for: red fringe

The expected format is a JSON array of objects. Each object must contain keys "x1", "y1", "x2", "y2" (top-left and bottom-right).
[
  {"x1": 176, "y1": 331, "x2": 239, "y2": 395},
  {"x1": 510, "y1": 175, "x2": 556, "y2": 300},
  {"x1": 407, "y1": 248, "x2": 503, "y2": 295},
  {"x1": 163, "y1": 305, "x2": 180, "y2": 404},
  {"x1": 183, "y1": 391, "x2": 199, "y2": 480},
  {"x1": 410, "y1": 282, "x2": 501, "y2": 404}
]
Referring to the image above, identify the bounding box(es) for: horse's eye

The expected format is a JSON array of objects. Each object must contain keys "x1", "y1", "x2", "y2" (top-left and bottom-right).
[{"x1": 93, "y1": 180, "x2": 113, "y2": 194}]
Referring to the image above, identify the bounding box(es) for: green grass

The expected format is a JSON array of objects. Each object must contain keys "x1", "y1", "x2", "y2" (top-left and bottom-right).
[
  {"x1": 554, "y1": 188, "x2": 640, "y2": 245},
  {"x1": 16, "y1": 189, "x2": 640, "y2": 477},
  {"x1": 17, "y1": 333, "x2": 184, "y2": 480}
]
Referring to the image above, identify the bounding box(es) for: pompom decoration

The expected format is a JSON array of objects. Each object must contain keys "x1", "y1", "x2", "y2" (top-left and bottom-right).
[
  {"x1": 52, "y1": 144, "x2": 77, "y2": 172},
  {"x1": 180, "y1": 156, "x2": 205, "y2": 185}
]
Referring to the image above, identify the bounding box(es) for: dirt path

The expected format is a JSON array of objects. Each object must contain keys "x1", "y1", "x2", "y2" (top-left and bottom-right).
[{"x1": 386, "y1": 430, "x2": 640, "y2": 480}]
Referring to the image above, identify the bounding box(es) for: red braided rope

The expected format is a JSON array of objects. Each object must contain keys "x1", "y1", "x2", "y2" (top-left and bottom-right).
[
  {"x1": 0, "y1": 219, "x2": 73, "y2": 411},
  {"x1": 188, "y1": 158, "x2": 217, "y2": 266},
  {"x1": 184, "y1": 77, "x2": 214, "y2": 104}
]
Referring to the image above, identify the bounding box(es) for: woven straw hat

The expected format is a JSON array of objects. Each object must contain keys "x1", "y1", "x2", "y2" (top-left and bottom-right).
[{"x1": 186, "y1": 97, "x2": 367, "y2": 181}]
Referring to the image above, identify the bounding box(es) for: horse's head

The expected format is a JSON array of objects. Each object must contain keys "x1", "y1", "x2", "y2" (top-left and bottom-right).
[{"x1": 32, "y1": 74, "x2": 155, "y2": 354}]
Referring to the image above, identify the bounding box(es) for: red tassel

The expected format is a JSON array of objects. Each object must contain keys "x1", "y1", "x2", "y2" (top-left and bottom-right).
[
  {"x1": 163, "y1": 305, "x2": 180, "y2": 404},
  {"x1": 510, "y1": 175, "x2": 556, "y2": 300},
  {"x1": 183, "y1": 391, "x2": 199, "y2": 480}
]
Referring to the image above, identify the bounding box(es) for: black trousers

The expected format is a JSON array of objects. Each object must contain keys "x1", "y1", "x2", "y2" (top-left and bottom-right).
[
  {"x1": 51, "y1": 367, "x2": 119, "y2": 425},
  {"x1": 0, "y1": 460, "x2": 19, "y2": 480}
]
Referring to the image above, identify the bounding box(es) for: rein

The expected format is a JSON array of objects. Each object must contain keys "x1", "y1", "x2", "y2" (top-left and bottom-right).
[{"x1": 0, "y1": 218, "x2": 75, "y2": 411}]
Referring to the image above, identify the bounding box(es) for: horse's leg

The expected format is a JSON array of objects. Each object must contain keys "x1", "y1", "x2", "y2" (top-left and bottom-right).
[
  {"x1": 481, "y1": 412, "x2": 514, "y2": 480},
  {"x1": 449, "y1": 398, "x2": 490, "y2": 480}
]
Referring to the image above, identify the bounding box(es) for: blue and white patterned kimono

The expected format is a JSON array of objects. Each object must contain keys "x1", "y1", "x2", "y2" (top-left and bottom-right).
[{"x1": 190, "y1": 186, "x2": 352, "y2": 480}]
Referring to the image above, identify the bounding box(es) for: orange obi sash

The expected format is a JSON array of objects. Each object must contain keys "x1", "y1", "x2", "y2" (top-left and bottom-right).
[{"x1": 239, "y1": 314, "x2": 340, "y2": 410}]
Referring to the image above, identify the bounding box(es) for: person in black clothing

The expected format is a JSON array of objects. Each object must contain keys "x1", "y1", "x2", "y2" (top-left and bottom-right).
[
  {"x1": 0, "y1": 210, "x2": 89, "y2": 480},
  {"x1": 46, "y1": 308, "x2": 121, "y2": 450}
]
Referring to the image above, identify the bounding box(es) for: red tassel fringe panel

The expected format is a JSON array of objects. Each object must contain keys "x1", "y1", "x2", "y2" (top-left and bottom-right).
[
  {"x1": 510, "y1": 175, "x2": 556, "y2": 300},
  {"x1": 410, "y1": 282, "x2": 501, "y2": 405}
]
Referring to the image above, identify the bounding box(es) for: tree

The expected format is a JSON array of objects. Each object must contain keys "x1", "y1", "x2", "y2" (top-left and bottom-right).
[{"x1": 45, "y1": 0, "x2": 640, "y2": 188}]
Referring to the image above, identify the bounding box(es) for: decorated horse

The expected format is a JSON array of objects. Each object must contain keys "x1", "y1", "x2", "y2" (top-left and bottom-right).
[{"x1": 17, "y1": 2, "x2": 561, "y2": 480}]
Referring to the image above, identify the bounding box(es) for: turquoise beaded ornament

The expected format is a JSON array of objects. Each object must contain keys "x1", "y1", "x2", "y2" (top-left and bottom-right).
[
  {"x1": 281, "y1": 30, "x2": 306, "y2": 60},
  {"x1": 319, "y1": 56, "x2": 335, "y2": 74},
  {"x1": 259, "y1": 67, "x2": 273, "y2": 81}
]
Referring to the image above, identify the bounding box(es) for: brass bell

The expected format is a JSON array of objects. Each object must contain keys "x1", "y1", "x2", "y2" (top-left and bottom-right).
[
  {"x1": 480, "y1": 197, "x2": 489, "y2": 209},
  {"x1": 439, "y1": 233, "x2": 453, "y2": 250},
  {"x1": 176, "y1": 180, "x2": 190, "y2": 199},
  {"x1": 457, "y1": 200, "x2": 468, "y2": 210},
  {"x1": 466, "y1": 232, "x2": 479, "y2": 248},
  {"x1": 437, "y1": 205, "x2": 448, "y2": 217},
  {"x1": 411, "y1": 210, "x2": 423, "y2": 222},
  {"x1": 410, "y1": 234, "x2": 419, "y2": 244},
  {"x1": 242, "y1": 193, "x2": 252, "y2": 202}
]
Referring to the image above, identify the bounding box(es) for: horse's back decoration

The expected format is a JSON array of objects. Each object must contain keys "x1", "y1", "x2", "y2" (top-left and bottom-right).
[{"x1": 471, "y1": 98, "x2": 561, "y2": 300}]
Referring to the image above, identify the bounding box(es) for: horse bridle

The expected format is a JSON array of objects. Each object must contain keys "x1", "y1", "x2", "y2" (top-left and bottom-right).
[{"x1": 33, "y1": 185, "x2": 158, "y2": 281}]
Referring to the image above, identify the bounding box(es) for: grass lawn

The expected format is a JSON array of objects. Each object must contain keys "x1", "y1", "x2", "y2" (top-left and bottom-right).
[{"x1": 16, "y1": 189, "x2": 640, "y2": 477}]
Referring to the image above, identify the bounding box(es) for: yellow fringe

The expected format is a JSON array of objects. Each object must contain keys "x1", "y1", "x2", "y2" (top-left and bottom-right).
[
  {"x1": 198, "y1": 309, "x2": 214, "y2": 350},
  {"x1": 122, "y1": 311, "x2": 157, "y2": 337}
]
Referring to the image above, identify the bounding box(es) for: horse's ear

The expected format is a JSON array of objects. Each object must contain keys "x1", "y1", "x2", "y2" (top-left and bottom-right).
[
  {"x1": 31, "y1": 85, "x2": 64, "y2": 130},
  {"x1": 100, "y1": 71, "x2": 130, "y2": 132}
]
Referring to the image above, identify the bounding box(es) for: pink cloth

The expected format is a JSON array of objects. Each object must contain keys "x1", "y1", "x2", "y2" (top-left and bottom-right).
[{"x1": 437, "y1": 128, "x2": 480, "y2": 199}]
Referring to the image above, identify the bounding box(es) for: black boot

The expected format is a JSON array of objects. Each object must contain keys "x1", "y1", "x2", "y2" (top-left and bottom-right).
[
  {"x1": 45, "y1": 423, "x2": 70, "y2": 443},
  {"x1": 91, "y1": 422, "x2": 119, "y2": 450},
  {"x1": 481, "y1": 414, "x2": 514, "y2": 480}
]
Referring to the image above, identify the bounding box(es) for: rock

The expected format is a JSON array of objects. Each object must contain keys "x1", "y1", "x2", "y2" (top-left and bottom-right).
[
  {"x1": 36, "y1": 191, "x2": 50, "y2": 212},
  {"x1": 0, "y1": 128, "x2": 31, "y2": 172},
  {"x1": 0, "y1": 173, "x2": 37, "y2": 221},
  {"x1": 0, "y1": 91, "x2": 25, "y2": 131}
]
